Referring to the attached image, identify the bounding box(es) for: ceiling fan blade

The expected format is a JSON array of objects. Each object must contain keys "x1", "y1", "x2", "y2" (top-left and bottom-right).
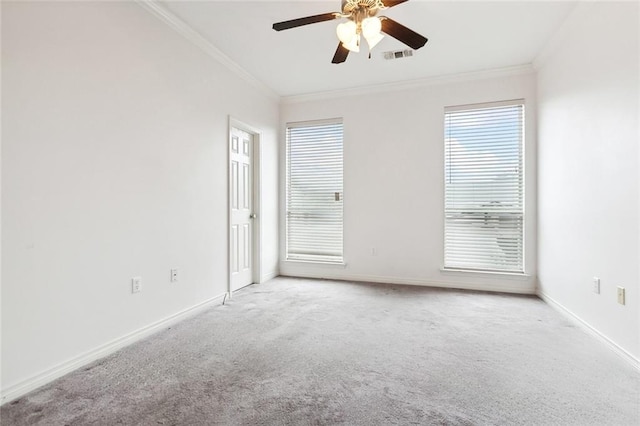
[
  {"x1": 380, "y1": 17, "x2": 428, "y2": 50},
  {"x1": 273, "y1": 13, "x2": 339, "y2": 31},
  {"x1": 331, "y1": 43, "x2": 349, "y2": 64},
  {"x1": 382, "y1": 0, "x2": 410, "y2": 7}
]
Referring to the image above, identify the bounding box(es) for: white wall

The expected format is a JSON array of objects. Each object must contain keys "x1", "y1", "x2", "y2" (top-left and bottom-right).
[
  {"x1": 1, "y1": 1, "x2": 279, "y2": 398},
  {"x1": 280, "y1": 72, "x2": 537, "y2": 294},
  {"x1": 537, "y1": 1, "x2": 639, "y2": 361}
]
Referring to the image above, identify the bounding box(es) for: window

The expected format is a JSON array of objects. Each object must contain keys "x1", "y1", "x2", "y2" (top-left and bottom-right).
[
  {"x1": 444, "y1": 100, "x2": 524, "y2": 273},
  {"x1": 286, "y1": 119, "x2": 344, "y2": 263}
]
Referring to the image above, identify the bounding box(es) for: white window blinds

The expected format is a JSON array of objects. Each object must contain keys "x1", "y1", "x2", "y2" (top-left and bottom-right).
[
  {"x1": 286, "y1": 119, "x2": 344, "y2": 263},
  {"x1": 444, "y1": 101, "x2": 524, "y2": 273}
]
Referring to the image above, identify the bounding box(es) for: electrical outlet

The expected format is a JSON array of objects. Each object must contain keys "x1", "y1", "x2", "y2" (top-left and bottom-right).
[
  {"x1": 617, "y1": 286, "x2": 625, "y2": 305},
  {"x1": 131, "y1": 276, "x2": 141, "y2": 294},
  {"x1": 170, "y1": 268, "x2": 179, "y2": 282},
  {"x1": 592, "y1": 277, "x2": 600, "y2": 294}
]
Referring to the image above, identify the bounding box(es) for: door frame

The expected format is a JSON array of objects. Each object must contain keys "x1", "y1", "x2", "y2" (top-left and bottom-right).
[{"x1": 228, "y1": 116, "x2": 262, "y2": 296}]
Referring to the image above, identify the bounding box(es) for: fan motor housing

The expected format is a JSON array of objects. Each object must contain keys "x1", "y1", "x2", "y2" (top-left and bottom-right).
[{"x1": 342, "y1": 0, "x2": 384, "y2": 15}]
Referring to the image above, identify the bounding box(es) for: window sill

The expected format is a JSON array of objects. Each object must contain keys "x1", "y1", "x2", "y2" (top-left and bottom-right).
[
  {"x1": 440, "y1": 267, "x2": 530, "y2": 280},
  {"x1": 283, "y1": 259, "x2": 347, "y2": 268}
]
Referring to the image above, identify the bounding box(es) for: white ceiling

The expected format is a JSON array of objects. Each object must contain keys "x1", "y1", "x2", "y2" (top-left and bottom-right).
[{"x1": 160, "y1": 1, "x2": 577, "y2": 97}]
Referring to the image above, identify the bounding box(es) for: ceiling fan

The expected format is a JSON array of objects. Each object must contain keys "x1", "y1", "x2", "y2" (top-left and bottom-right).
[{"x1": 272, "y1": 0, "x2": 428, "y2": 64}]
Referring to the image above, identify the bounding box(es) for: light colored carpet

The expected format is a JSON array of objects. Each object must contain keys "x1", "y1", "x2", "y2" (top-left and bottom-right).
[{"x1": 2, "y1": 277, "x2": 639, "y2": 425}]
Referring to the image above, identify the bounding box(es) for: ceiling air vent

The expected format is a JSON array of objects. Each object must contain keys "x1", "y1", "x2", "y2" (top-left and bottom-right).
[{"x1": 383, "y1": 49, "x2": 414, "y2": 60}]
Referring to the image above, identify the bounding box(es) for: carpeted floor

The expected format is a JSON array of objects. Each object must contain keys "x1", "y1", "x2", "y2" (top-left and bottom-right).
[{"x1": 2, "y1": 277, "x2": 639, "y2": 425}]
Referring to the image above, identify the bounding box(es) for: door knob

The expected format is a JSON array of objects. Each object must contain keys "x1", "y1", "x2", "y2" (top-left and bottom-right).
[{"x1": 249, "y1": 213, "x2": 257, "y2": 219}]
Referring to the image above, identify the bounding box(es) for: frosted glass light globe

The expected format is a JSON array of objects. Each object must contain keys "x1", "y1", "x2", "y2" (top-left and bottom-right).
[
  {"x1": 343, "y1": 34, "x2": 360, "y2": 52},
  {"x1": 365, "y1": 32, "x2": 384, "y2": 49},
  {"x1": 336, "y1": 21, "x2": 357, "y2": 44},
  {"x1": 361, "y1": 17, "x2": 382, "y2": 38}
]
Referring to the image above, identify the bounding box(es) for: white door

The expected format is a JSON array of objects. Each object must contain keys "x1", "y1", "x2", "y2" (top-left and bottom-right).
[{"x1": 230, "y1": 127, "x2": 254, "y2": 292}]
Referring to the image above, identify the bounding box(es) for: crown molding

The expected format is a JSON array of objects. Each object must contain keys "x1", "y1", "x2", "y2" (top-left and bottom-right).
[
  {"x1": 532, "y1": 2, "x2": 582, "y2": 70},
  {"x1": 136, "y1": 0, "x2": 280, "y2": 103},
  {"x1": 281, "y1": 64, "x2": 536, "y2": 105}
]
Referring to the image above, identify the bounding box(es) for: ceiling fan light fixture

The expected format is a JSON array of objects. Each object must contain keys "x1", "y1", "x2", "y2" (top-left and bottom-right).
[
  {"x1": 342, "y1": 34, "x2": 360, "y2": 52},
  {"x1": 273, "y1": 0, "x2": 428, "y2": 64},
  {"x1": 362, "y1": 16, "x2": 383, "y2": 49},
  {"x1": 364, "y1": 32, "x2": 384, "y2": 50},
  {"x1": 336, "y1": 21, "x2": 357, "y2": 44},
  {"x1": 361, "y1": 16, "x2": 382, "y2": 38}
]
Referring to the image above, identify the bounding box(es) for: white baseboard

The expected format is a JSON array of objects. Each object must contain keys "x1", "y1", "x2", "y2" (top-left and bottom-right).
[
  {"x1": 279, "y1": 270, "x2": 536, "y2": 295},
  {"x1": 1, "y1": 294, "x2": 226, "y2": 404},
  {"x1": 260, "y1": 270, "x2": 279, "y2": 283},
  {"x1": 539, "y1": 292, "x2": 640, "y2": 372}
]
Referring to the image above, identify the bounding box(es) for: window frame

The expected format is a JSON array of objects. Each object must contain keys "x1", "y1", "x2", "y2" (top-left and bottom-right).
[
  {"x1": 285, "y1": 118, "x2": 344, "y2": 264},
  {"x1": 443, "y1": 99, "x2": 526, "y2": 274}
]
